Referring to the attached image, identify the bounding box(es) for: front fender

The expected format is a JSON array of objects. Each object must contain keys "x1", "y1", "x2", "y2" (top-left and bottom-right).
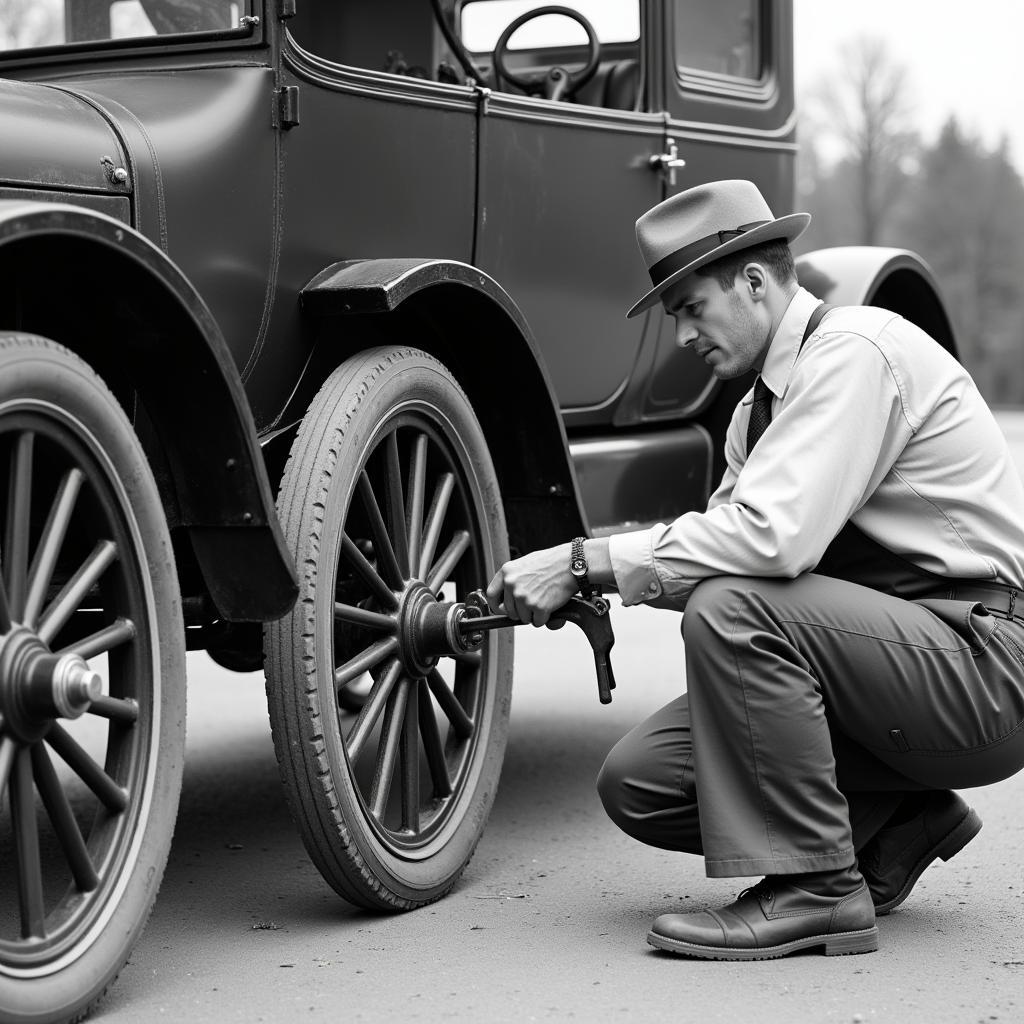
[
  {"x1": 796, "y1": 246, "x2": 957, "y2": 356},
  {"x1": 0, "y1": 200, "x2": 297, "y2": 621},
  {"x1": 301, "y1": 258, "x2": 588, "y2": 550}
]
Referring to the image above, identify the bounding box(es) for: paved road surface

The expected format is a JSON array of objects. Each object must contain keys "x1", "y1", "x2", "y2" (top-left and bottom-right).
[{"x1": 94, "y1": 412, "x2": 1024, "y2": 1024}]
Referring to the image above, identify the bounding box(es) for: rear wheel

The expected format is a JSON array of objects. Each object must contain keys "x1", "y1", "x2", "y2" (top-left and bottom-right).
[
  {"x1": 265, "y1": 347, "x2": 512, "y2": 910},
  {"x1": 0, "y1": 334, "x2": 185, "y2": 1023}
]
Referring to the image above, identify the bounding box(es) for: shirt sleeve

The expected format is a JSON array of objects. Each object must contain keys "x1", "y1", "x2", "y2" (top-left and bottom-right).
[{"x1": 609, "y1": 331, "x2": 914, "y2": 607}]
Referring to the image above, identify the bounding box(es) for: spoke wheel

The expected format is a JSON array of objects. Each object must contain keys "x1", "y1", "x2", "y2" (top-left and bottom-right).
[
  {"x1": 0, "y1": 335, "x2": 184, "y2": 1024},
  {"x1": 265, "y1": 347, "x2": 512, "y2": 910}
]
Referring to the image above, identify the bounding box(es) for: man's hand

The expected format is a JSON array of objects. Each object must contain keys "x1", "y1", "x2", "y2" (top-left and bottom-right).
[{"x1": 486, "y1": 543, "x2": 577, "y2": 627}]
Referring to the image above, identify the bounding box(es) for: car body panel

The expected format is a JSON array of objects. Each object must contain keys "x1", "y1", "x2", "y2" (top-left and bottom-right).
[
  {"x1": 0, "y1": 77, "x2": 127, "y2": 192},
  {"x1": 59, "y1": 67, "x2": 280, "y2": 380},
  {"x1": 475, "y1": 96, "x2": 663, "y2": 410}
]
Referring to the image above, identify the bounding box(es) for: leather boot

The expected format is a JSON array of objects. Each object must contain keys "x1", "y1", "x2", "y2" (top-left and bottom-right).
[
  {"x1": 859, "y1": 790, "x2": 982, "y2": 915},
  {"x1": 647, "y1": 876, "x2": 877, "y2": 960}
]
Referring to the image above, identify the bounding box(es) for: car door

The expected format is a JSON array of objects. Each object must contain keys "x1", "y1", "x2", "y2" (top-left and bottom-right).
[
  {"x1": 465, "y1": 0, "x2": 664, "y2": 421},
  {"x1": 637, "y1": 0, "x2": 797, "y2": 425}
]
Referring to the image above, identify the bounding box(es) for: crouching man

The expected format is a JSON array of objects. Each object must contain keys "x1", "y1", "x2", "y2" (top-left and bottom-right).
[{"x1": 487, "y1": 179, "x2": 1024, "y2": 959}]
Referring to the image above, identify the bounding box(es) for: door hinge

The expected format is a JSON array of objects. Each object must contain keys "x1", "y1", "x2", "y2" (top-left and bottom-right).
[
  {"x1": 277, "y1": 86, "x2": 300, "y2": 129},
  {"x1": 278, "y1": 0, "x2": 296, "y2": 18}
]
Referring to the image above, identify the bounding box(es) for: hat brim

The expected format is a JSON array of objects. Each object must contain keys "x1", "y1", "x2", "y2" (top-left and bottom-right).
[{"x1": 625, "y1": 212, "x2": 811, "y2": 319}]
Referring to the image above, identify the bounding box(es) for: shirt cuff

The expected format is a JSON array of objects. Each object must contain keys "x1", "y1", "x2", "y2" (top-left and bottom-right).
[{"x1": 608, "y1": 527, "x2": 664, "y2": 605}]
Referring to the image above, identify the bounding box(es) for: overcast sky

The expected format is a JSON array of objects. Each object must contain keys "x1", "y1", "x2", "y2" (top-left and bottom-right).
[{"x1": 794, "y1": 1, "x2": 1023, "y2": 169}]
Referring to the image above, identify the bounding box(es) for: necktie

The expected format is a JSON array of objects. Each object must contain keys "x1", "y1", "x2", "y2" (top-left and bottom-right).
[{"x1": 746, "y1": 376, "x2": 773, "y2": 455}]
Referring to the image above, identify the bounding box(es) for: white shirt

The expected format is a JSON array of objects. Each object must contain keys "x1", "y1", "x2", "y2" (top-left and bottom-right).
[{"x1": 609, "y1": 287, "x2": 1024, "y2": 607}]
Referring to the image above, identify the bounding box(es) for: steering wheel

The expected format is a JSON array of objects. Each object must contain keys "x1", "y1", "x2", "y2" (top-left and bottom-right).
[{"x1": 493, "y1": 6, "x2": 601, "y2": 102}]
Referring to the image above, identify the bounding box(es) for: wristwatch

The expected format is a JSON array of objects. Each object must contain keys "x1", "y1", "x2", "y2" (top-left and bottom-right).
[{"x1": 569, "y1": 536, "x2": 590, "y2": 593}]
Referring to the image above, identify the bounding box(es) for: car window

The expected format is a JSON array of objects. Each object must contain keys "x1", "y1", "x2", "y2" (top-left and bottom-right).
[
  {"x1": 0, "y1": 0, "x2": 249, "y2": 52},
  {"x1": 458, "y1": 0, "x2": 643, "y2": 111},
  {"x1": 460, "y1": 0, "x2": 639, "y2": 53},
  {"x1": 674, "y1": 0, "x2": 761, "y2": 81}
]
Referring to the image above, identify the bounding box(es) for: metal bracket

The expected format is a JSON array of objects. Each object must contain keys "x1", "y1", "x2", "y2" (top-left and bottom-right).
[{"x1": 278, "y1": 86, "x2": 300, "y2": 129}]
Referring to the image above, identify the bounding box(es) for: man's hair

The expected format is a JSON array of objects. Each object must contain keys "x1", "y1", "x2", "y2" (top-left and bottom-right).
[{"x1": 695, "y1": 240, "x2": 797, "y2": 290}]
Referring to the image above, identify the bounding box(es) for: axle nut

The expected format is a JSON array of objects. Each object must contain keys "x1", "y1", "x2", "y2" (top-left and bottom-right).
[{"x1": 52, "y1": 654, "x2": 103, "y2": 719}]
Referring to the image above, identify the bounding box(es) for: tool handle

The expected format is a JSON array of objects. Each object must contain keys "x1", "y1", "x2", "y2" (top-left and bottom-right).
[
  {"x1": 592, "y1": 646, "x2": 615, "y2": 704},
  {"x1": 459, "y1": 590, "x2": 617, "y2": 704}
]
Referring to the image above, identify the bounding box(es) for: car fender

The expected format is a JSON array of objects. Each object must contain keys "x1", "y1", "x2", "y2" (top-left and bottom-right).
[
  {"x1": 0, "y1": 200, "x2": 297, "y2": 621},
  {"x1": 301, "y1": 258, "x2": 588, "y2": 551},
  {"x1": 796, "y1": 246, "x2": 958, "y2": 356}
]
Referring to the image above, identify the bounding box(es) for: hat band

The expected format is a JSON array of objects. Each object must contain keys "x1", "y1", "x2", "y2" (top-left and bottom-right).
[{"x1": 648, "y1": 220, "x2": 770, "y2": 288}]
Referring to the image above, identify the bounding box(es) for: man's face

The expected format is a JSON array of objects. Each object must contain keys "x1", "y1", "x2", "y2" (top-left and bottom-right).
[{"x1": 662, "y1": 270, "x2": 771, "y2": 380}]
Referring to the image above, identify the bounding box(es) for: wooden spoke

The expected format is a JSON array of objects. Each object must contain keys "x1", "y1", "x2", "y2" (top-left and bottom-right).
[
  {"x1": 37, "y1": 540, "x2": 118, "y2": 645},
  {"x1": 87, "y1": 694, "x2": 139, "y2": 724},
  {"x1": 405, "y1": 432, "x2": 428, "y2": 578},
  {"x1": 426, "y1": 668, "x2": 474, "y2": 739},
  {"x1": 0, "y1": 575, "x2": 11, "y2": 634},
  {"x1": 418, "y1": 472, "x2": 455, "y2": 580},
  {"x1": 357, "y1": 470, "x2": 404, "y2": 588},
  {"x1": 32, "y1": 743, "x2": 99, "y2": 892},
  {"x1": 23, "y1": 467, "x2": 85, "y2": 628},
  {"x1": 334, "y1": 601, "x2": 396, "y2": 632},
  {"x1": 340, "y1": 533, "x2": 398, "y2": 611},
  {"x1": 5, "y1": 431, "x2": 35, "y2": 618},
  {"x1": 12, "y1": 747, "x2": 45, "y2": 939},
  {"x1": 334, "y1": 635, "x2": 399, "y2": 688},
  {"x1": 384, "y1": 431, "x2": 410, "y2": 578},
  {"x1": 426, "y1": 530, "x2": 471, "y2": 593},
  {"x1": 399, "y1": 677, "x2": 420, "y2": 833},
  {"x1": 57, "y1": 617, "x2": 136, "y2": 660},
  {"x1": 0, "y1": 732, "x2": 15, "y2": 797},
  {"x1": 346, "y1": 659, "x2": 403, "y2": 761},
  {"x1": 418, "y1": 680, "x2": 452, "y2": 799},
  {"x1": 369, "y1": 681, "x2": 410, "y2": 820},
  {"x1": 47, "y1": 724, "x2": 128, "y2": 813}
]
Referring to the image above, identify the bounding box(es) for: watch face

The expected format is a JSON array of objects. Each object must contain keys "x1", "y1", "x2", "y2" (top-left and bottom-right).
[{"x1": 570, "y1": 557, "x2": 587, "y2": 575}]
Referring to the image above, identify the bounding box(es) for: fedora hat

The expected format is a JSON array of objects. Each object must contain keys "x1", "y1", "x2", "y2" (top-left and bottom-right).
[{"x1": 626, "y1": 179, "x2": 810, "y2": 318}]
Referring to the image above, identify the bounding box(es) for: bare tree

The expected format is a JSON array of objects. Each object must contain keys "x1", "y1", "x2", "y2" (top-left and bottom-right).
[
  {"x1": 803, "y1": 36, "x2": 918, "y2": 245},
  {"x1": 0, "y1": 0, "x2": 61, "y2": 50}
]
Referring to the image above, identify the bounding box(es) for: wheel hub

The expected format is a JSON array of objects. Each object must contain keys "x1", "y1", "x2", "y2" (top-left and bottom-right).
[
  {"x1": 395, "y1": 581, "x2": 485, "y2": 678},
  {"x1": 0, "y1": 626, "x2": 102, "y2": 742}
]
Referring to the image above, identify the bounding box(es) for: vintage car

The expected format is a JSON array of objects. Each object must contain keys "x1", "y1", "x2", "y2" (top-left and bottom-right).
[{"x1": 0, "y1": 1, "x2": 955, "y2": 1020}]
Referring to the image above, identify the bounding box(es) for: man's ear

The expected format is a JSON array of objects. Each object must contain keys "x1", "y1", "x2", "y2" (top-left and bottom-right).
[{"x1": 741, "y1": 262, "x2": 768, "y2": 300}]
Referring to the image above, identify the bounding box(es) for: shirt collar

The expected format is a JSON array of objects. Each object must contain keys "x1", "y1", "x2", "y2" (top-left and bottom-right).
[{"x1": 757, "y1": 287, "x2": 822, "y2": 400}]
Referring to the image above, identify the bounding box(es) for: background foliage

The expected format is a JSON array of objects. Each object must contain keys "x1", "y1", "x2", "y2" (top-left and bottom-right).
[{"x1": 795, "y1": 36, "x2": 1024, "y2": 405}]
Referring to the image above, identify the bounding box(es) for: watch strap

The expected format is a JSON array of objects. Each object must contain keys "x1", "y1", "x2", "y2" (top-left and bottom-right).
[{"x1": 570, "y1": 536, "x2": 590, "y2": 592}]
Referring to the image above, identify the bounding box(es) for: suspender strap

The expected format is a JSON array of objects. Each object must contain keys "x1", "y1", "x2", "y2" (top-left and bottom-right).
[{"x1": 799, "y1": 302, "x2": 834, "y2": 352}]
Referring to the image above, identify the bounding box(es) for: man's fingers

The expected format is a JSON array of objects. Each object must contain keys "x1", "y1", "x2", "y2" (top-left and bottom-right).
[{"x1": 485, "y1": 570, "x2": 505, "y2": 613}]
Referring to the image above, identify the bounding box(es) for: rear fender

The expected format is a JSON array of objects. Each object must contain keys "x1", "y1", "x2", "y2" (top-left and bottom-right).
[
  {"x1": 796, "y1": 246, "x2": 958, "y2": 356},
  {"x1": 301, "y1": 258, "x2": 588, "y2": 552},
  {"x1": 0, "y1": 200, "x2": 297, "y2": 621}
]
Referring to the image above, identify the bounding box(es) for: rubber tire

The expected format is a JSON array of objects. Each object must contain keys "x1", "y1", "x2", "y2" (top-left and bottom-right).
[
  {"x1": 264, "y1": 346, "x2": 512, "y2": 911},
  {"x1": 0, "y1": 335, "x2": 185, "y2": 1024}
]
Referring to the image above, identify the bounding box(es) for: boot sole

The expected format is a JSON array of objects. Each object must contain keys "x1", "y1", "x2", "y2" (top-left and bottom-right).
[
  {"x1": 873, "y1": 807, "x2": 983, "y2": 916},
  {"x1": 646, "y1": 926, "x2": 879, "y2": 960}
]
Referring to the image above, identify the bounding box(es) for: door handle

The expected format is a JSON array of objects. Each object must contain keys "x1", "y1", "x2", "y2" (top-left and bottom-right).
[{"x1": 649, "y1": 137, "x2": 686, "y2": 187}]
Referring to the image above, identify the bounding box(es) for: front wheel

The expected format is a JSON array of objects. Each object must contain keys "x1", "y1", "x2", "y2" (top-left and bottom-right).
[
  {"x1": 0, "y1": 334, "x2": 185, "y2": 1024},
  {"x1": 264, "y1": 347, "x2": 512, "y2": 910}
]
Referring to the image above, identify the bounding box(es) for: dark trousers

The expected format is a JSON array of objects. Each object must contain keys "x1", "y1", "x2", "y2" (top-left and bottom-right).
[{"x1": 597, "y1": 573, "x2": 1024, "y2": 878}]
